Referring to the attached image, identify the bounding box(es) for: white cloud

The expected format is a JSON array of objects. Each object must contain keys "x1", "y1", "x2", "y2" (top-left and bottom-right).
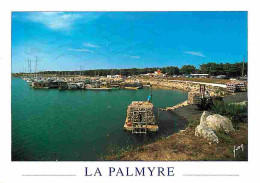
[
  {"x1": 184, "y1": 51, "x2": 206, "y2": 57},
  {"x1": 130, "y1": 55, "x2": 140, "y2": 59},
  {"x1": 83, "y1": 42, "x2": 99, "y2": 48},
  {"x1": 27, "y1": 12, "x2": 100, "y2": 31},
  {"x1": 68, "y1": 48, "x2": 94, "y2": 53},
  {"x1": 124, "y1": 54, "x2": 140, "y2": 59}
]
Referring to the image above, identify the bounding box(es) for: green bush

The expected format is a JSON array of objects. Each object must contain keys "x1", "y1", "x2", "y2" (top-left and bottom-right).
[
  {"x1": 211, "y1": 101, "x2": 247, "y2": 128},
  {"x1": 216, "y1": 130, "x2": 236, "y2": 144},
  {"x1": 187, "y1": 119, "x2": 200, "y2": 128}
]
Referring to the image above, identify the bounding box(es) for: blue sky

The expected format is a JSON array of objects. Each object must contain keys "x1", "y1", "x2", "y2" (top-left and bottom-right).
[{"x1": 12, "y1": 11, "x2": 247, "y2": 73}]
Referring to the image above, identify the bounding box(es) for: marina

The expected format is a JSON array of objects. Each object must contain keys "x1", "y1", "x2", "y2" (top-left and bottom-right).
[
  {"x1": 20, "y1": 75, "x2": 144, "y2": 91},
  {"x1": 10, "y1": 11, "x2": 248, "y2": 162},
  {"x1": 12, "y1": 78, "x2": 188, "y2": 160}
]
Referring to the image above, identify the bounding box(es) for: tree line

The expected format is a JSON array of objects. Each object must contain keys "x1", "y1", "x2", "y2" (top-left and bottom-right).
[{"x1": 34, "y1": 62, "x2": 247, "y2": 77}]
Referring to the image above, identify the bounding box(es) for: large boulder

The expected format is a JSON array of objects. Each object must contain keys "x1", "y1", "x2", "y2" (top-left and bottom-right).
[
  {"x1": 204, "y1": 114, "x2": 234, "y2": 133},
  {"x1": 200, "y1": 111, "x2": 212, "y2": 125},
  {"x1": 195, "y1": 111, "x2": 234, "y2": 143},
  {"x1": 195, "y1": 124, "x2": 219, "y2": 144}
]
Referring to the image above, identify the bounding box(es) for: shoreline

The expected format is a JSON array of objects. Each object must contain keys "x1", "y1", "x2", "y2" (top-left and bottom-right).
[
  {"x1": 103, "y1": 92, "x2": 248, "y2": 161},
  {"x1": 126, "y1": 77, "x2": 229, "y2": 97},
  {"x1": 13, "y1": 77, "x2": 247, "y2": 161}
]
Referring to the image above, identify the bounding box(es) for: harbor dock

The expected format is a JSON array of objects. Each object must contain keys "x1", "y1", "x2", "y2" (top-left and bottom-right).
[{"x1": 21, "y1": 76, "x2": 144, "y2": 91}]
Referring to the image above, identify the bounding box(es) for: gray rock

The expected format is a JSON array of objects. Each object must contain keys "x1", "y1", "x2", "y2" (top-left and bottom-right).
[
  {"x1": 195, "y1": 111, "x2": 234, "y2": 143},
  {"x1": 204, "y1": 114, "x2": 234, "y2": 133},
  {"x1": 200, "y1": 111, "x2": 212, "y2": 125},
  {"x1": 195, "y1": 125, "x2": 219, "y2": 144}
]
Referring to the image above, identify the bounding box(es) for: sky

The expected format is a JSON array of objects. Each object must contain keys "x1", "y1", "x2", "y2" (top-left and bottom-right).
[{"x1": 11, "y1": 11, "x2": 247, "y2": 73}]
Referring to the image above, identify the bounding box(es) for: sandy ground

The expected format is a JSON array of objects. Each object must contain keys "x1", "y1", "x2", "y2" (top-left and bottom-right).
[{"x1": 173, "y1": 104, "x2": 203, "y2": 122}]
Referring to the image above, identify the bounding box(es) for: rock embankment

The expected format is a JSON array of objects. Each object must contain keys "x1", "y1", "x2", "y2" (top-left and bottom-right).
[
  {"x1": 127, "y1": 78, "x2": 227, "y2": 96},
  {"x1": 162, "y1": 100, "x2": 188, "y2": 111}
]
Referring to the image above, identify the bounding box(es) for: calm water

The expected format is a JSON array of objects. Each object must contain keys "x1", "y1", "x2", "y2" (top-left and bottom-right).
[{"x1": 12, "y1": 78, "x2": 188, "y2": 161}]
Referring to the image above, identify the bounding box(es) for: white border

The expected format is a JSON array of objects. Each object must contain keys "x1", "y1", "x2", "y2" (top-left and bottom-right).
[{"x1": 1, "y1": 0, "x2": 260, "y2": 183}]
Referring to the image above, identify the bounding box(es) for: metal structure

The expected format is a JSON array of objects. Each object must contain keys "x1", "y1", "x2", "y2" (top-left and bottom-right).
[
  {"x1": 131, "y1": 110, "x2": 148, "y2": 134},
  {"x1": 200, "y1": 84, "x2": 206, "y2": 98},
  {"x1": 198, "y1": 84, "x2": 213, "y2": 110}
]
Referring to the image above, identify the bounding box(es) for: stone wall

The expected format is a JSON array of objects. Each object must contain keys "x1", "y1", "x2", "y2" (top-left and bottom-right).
[
  {"x1": 126, "y1": 78, "x2": 227, "y2": 96},
  {"x1": 126, "y1": 101, "x2": 156, "y2": 125},
  {"x1": 188, "y1": 92, "x2": 201, "y2": 104}
]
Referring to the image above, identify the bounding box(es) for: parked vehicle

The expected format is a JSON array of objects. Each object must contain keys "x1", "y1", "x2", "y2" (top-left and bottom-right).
[{"x1": 216, "y1": 75, "x2": 227, "y2": 79}]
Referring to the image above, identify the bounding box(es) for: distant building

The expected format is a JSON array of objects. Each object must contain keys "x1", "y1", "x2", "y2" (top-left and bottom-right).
[
  {"x1": 141, "y1": 73, "x2": 154, "y2": 77},
  {"x1": 141, "y1": 70, "x2": 166, "y2": 77},
  {"x1": 107, "y1": 74, "x2": 123, "y2": 78},
  {"x1": 154, "y1": 70, "x2": 162, "y2": 75},
  {"x1": 113, "y1": 74, "x2": 123, "y2": 78},
  {"x1": 190, "y1": 74, "x2": 209, "y2": 78}
]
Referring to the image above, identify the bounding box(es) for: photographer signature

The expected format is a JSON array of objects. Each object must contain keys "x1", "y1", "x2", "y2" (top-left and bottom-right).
[{"x1": 233, "y1": 144, "x2": 244, "y2": 158}]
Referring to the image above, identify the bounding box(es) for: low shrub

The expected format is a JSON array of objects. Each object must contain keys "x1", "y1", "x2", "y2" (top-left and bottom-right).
[
  {"x1": 211, "y1": 100, "x2": 247, "y2": 128},
  {"x1": 187, "y1": 119, "x2": 200, "y2": 128}
]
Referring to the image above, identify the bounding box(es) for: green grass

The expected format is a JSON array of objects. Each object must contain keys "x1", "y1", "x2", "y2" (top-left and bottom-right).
[
  {"x1": 97, "y1": 133, "x2": 169, "y2": 160},
  {"x1": 211, "y1": 100, "x2": 247, "y2": 129},
  {"x1": 187, "y1": 119, "x2": 200, "y2": 128},
  {"x1": 216, "y1": 130, "x2": 236, "y2": 144}
]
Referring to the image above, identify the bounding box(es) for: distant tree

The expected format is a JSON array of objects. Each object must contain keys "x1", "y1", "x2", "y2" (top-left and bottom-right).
[
  {"x1": 161, "y1": 67, "x2": 167, "y2": 74},
  {"x1": 111, "y1": 69, "x2": 119, "y2": 75},
  {"x1": 36, "y1": 61, "x2": 247, "y2": 78},
  {"x1": 172, "y1": 66, "x2": 180, "y2": 75},
  {"x1": 199, "y1": 62, "x2": 247, "y2": 77},
  {"x1": 180, "y1": 65, "x2": 196, "y2": 74},
  {"x1": 164, "y1": 66, "x2": 179, "y2": 75}
]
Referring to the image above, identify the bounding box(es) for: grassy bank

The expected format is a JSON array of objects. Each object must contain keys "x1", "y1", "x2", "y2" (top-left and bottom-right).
[
  {"x1": 102, "y1": 123, "x2": 247, "y2": 161},
  {"x1": 102, "y1": 92, "x2": 248, "y2": 161}
]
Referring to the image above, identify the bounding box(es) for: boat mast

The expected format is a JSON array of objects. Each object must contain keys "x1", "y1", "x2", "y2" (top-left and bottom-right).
[{"x1": 35, "y1": 56, "x2": 38, "y2": 78}]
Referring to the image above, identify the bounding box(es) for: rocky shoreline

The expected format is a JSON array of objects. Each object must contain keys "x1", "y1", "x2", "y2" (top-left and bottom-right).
[
  {"x1": 104, "y1": 92, "x2": 248, "y2": 161},
  {"x1": 127, "y1": 78, "x2": 228, "y2": 96}
]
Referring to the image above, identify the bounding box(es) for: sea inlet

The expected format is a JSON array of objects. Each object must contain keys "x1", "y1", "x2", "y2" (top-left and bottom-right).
[{"x1": 12, "y1": 78, "x2": 188, "y2": 161}]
